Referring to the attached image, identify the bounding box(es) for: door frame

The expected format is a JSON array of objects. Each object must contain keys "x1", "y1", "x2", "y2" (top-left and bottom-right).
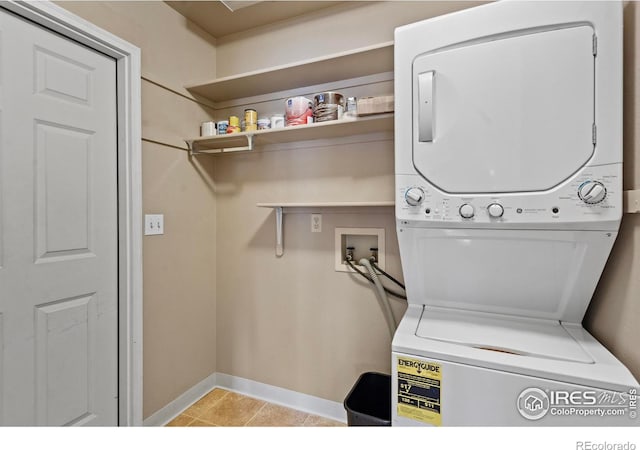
[{"x1": 0, "y1": 0, "x2": 143, "y2": 426}]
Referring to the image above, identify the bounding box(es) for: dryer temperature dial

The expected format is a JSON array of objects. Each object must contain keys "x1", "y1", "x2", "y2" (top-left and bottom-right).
[
  {"x1": 405, "y1": 187, "x2": 425, "y2": 206},
  {"x1": 459, "y1": 203, "x2": 475, "y2": 219},
  {"x1": 487, "y1": 203, "x2": 504, "y2": 218},
  {"x1": 578, "y1": 181, "x2": 607, "y2": 204}
]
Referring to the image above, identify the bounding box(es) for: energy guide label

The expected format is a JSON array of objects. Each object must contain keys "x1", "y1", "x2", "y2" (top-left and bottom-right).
[{"x1": 397, "y1": 357, "x2": 442, "y2": 426}]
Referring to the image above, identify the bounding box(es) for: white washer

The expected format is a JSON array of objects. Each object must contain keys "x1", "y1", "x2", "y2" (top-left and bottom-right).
[{"x1": 393, "y1": 1, "x2": 639, "y2": 426}]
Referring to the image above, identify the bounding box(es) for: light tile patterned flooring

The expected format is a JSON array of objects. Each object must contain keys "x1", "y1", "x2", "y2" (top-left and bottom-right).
[{"x1": 166, "y1": 388, "x2": 345, "y2": 427}]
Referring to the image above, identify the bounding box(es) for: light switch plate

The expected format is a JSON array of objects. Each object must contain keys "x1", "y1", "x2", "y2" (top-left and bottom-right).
[{"x1": 144, "y1": 214, "x2": 164, "y2": 235}]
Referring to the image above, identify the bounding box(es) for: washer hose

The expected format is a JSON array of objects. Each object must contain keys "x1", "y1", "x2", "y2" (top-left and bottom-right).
[
  {"x1": 345, "y1": 258, "x2": 406, "y2": 300},
  {"x1": 359, "y1": 258, "x2": 397, "y2": 337},
  {"x1": 371, "y1": 261, "x2": 405, "y2": 290}
]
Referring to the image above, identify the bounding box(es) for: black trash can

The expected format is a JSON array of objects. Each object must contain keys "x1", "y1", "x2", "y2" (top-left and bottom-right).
[{"x1": 344, "y1": 372, "x2": 391, "y2": 426}]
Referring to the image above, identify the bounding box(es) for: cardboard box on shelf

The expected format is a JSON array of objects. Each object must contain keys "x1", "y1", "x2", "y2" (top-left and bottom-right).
[{"x1": 356, "y1": 95, "x2": 394, "y2": 116}]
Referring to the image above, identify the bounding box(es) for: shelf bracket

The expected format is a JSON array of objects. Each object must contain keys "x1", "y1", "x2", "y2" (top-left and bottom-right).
[
  {"x1": 256, "y1": 201, "x2": 395, "y2": 257},
  {"x1": 186, "y1": 134, "x2": 254, "y2": 156},
  {"x1": 624, "y1": 189, "x2": 640, "y2": 214},
  {"x1": 275, "y1": 206, "x2": 283, "y2": 257}
]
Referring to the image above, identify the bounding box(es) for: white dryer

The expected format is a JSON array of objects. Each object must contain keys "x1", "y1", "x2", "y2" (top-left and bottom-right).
[{"x1": 392, "y1": 1, "x2": 639, "y2": 426}]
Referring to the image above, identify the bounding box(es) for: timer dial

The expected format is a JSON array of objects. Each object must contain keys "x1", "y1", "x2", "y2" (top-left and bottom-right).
[
  {"x1": 405, "y1": 187, "x2": 425, "y2": 206},
  {"x1": 578, "y1": 181, "x2": 607, "y2": 204}
]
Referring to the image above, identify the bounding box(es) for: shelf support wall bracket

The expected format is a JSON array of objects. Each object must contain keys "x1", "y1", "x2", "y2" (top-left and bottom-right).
[
  {"x1": 186, "y1": 134, "x2": 254, "y2": 156},
  {"x1": 186, "y1": 140, "x2": 195, "y2": 155},
  {"x1": 275, "y1": 206, "x2": 284, "y2": 257},
  {"x1": 624, "y1": 189, "x2": 640, "y2": 214},
  {"x1": 222, "y1": 134, "x2": 254, "y2": 153}
]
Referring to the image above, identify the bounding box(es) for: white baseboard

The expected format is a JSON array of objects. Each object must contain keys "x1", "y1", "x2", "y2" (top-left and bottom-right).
[
  {"x1": 143, "y1": 372, "x2": 218, "y2": 427},
  {"x1": 215, "y1": 373, "x2": 347, "y2": 424},
  {"x1": 143, "y1": 372, "x2": 347, "y2": 426}
]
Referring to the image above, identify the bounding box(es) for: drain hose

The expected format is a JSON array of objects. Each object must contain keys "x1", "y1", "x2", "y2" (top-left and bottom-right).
[{"x1": 359, "y1": 258, "x2": 397, "y2": 338}]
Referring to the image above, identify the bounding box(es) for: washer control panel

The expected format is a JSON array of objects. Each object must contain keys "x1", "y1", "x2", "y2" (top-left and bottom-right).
[{"x1": 397, "y1": 164, "x2": 621, "y2": 226}]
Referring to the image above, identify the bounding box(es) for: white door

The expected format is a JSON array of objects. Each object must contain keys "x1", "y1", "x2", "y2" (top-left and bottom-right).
[{"x1": 0, "y1": 9, "x2": 118, "y2": 425}]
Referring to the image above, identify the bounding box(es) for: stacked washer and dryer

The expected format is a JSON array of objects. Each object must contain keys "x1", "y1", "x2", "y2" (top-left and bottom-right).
[{"x1": 392, "y1": 1, "x2": 639, "y2": 426}]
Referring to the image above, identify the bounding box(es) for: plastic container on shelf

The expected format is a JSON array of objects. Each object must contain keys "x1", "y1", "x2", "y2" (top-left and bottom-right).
[
  {"x1": 200, "y1": 121, "x2": 216, "y2": 136},
  {"x1": 257, "y1": 117, "x2": 271, "y2": 130},
  {"x1": 271, "y1": 114, "x2": 285, "y2": 129},
  {"x1": 343, "y1": 96, "x2": 358, "y2": 120},
  {"x1": 285, "y1": 96, "x2": 313, "y2": 126}
]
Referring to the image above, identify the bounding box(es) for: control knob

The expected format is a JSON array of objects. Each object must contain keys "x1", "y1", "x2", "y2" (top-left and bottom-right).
[
  {"x1": 405, "y1": 187, "x2": 425, "y2": 206},
  {"x1": 487, "y1": 203, "x2": 504, "y2": 218},
  {"x1": 578, "y1": 181, "x2": 607, "y2": 204},
  {"x1": 459, "y1": 203, "x2": 475, "y2": 219}
]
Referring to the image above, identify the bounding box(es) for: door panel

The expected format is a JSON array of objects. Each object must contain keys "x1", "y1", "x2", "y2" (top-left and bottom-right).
[
  {"x1": 35, "y1": 122, "x2": 94, "y2": 261},
  {"x1": 0, "y1": 10, "x2": 117, "y2": 426},
  {"x1": 35, "y1": 294, "x2": 97, "y2": 426},
  {"x1": 413, "y1": 26, "x2": 595, "y2": 193},
  {"x1": 35, "y1": 46, "x2": 93, "y2": 106}
]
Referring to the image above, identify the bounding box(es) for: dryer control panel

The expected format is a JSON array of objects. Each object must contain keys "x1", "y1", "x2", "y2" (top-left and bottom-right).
[{"x1": 396, "y1": 164, "x2": 621, "y2": 229}]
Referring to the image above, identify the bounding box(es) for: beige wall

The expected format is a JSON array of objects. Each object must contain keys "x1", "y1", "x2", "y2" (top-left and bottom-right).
[
  {"x1": 214, "y1": 141, "x2": 403, "y2": 401},
  {"x1": 57, "y1": 1, "x2": 219, "y2": 418},
  {"x1": 213, "y1": 1, "x2": 481, "y2": 404},
  {"x1": 57, "y1": 0, "x2": 218, "y2": 99},
  {"x1": 215, "y1": 1, "x2": 484, "y2": 77},
  {"x1": 584, "y1": 1, "x2": 640, "y2": 380}
]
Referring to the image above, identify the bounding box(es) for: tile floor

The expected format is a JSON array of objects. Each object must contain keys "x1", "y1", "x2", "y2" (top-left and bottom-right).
[{"x1": 166, "y1": 388, "x2": 346, "y2": 427}]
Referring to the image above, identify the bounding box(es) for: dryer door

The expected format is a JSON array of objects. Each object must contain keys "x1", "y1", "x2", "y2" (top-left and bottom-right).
[{"x1": 412, "y1": 26, "x2": 595, "y2": 194}]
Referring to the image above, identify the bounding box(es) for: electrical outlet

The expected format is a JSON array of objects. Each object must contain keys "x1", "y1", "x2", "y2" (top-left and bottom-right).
[
  {"x1": 144, "y1": 214, "x2": 164, "y2": 236},
  {"x1": 311, "y1": 214, "x2": 322, "y2": 233},
  {"x1": 335, "y1": 227, "x2": 385, "y2": 272}
]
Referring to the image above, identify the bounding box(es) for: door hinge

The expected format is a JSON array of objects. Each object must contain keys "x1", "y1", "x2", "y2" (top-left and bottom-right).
[
  {"x1": 592, "y1": 34, "x2": 598, "y2": 56},
  {"x1": 592, "y1": 123, "x2": 597, "y2": 145}
]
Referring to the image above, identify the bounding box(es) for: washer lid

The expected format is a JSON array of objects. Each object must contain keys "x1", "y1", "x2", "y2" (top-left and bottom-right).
[
  {"x1": 415, "y1": 307, "x2": 593, "y2": 364},
  {"x1": 393, "y1": 305, "x2": 639, "y2": 391},
  {"x1": 412, "y1": 25, "x2": 595, "y2": 194}
]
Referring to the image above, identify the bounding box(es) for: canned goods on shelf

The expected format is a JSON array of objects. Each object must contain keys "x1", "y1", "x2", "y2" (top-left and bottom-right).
[
  {"x1": 217, "y1": 120, "x2": 229, "y2": 134},
  {"x1": 227, "y1": 115, "x2": 240, "y2": 133},
  {"x1": 313, "y1": 91, "x2": 344, "y2": 123},
  {"x1": 244, "y1": 109, "x2": 257, "y2": 124}
]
